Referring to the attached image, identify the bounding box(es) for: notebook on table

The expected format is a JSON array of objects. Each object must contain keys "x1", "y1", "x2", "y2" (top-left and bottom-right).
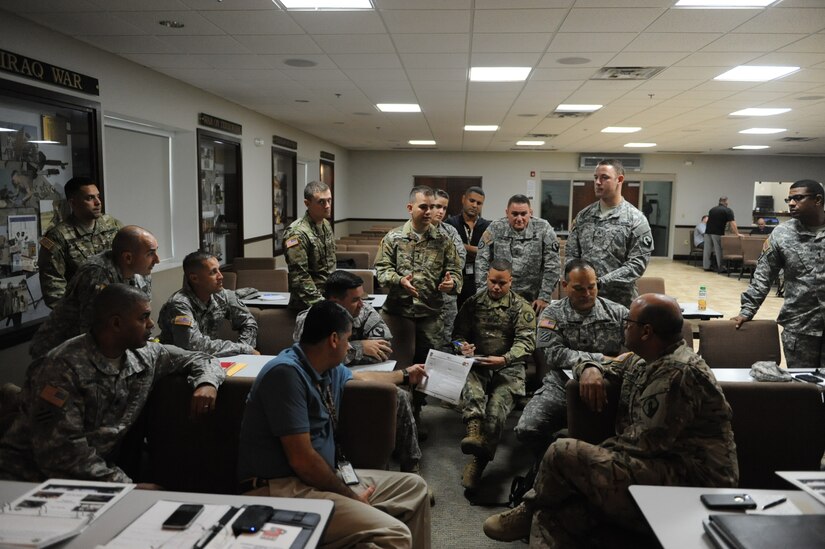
[{"x1": 703, "y1": 514, "x2": 825, "y2": 549}]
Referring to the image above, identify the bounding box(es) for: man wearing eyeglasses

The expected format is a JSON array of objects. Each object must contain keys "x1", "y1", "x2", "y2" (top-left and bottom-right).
[
  {"x1": 485, "y1": 294, "x2": 737, "y2": 546},
  {"x1": 733, "y1": 179, "x2": 825, "y2": 369}
]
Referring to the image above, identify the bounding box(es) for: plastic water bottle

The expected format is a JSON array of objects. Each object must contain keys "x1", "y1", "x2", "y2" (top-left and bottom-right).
[{"x1": 698, "y1": 285, "x2": 707, "y2": 311}]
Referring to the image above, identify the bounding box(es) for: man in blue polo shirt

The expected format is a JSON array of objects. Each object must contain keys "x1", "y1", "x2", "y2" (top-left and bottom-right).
[{"x1": 238, "y1": 301, "x2": 431, "y2": 549}]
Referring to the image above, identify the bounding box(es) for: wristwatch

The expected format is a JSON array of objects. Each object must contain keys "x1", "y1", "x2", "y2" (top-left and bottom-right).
[{"x1": 401, "y1": 369, "x2": 410, "y2": 386}]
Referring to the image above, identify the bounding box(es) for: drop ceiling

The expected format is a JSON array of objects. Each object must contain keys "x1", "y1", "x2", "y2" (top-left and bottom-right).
[{"x1": 4, "y1": 0, "x2": 825, "y2": 155}]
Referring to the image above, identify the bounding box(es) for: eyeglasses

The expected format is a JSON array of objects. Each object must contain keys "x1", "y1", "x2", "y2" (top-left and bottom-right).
[
  {"x1": 784, "y1": 194, "x2": 816, "y2": 204},
  {"x1": 623, "y1": 317, "x2": 647, "y2": 327}
]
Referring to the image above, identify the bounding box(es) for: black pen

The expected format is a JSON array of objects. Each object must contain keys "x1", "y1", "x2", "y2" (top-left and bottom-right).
[
  {"x1": 193, "y1": 506, "x2": 240, "y2": 549},
  {"x1": 762, "y1": 497, "x2": 787, "y2": 510}
]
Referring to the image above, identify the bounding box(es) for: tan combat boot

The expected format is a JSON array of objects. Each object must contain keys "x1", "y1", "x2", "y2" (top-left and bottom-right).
[
  {"x1": 460, "y1": 418, "x2": 488, "y2": 458},
  {"x1": 483, "y1": 503, "x2": 532, "y2": 542},
  {"x1": 461, "y1": 456, "x2": 488, "y2": 495}
]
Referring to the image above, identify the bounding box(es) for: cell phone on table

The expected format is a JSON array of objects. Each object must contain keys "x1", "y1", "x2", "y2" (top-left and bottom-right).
[
  {"x1": 162, "y1": 503, "x2": 204, "y2": 529},
  {"x1": 700, "y1": 493, "x2": 756, "y2": 510},
  {"x1": 795, "y1": 373, "x2": 824, "y2": 384}
]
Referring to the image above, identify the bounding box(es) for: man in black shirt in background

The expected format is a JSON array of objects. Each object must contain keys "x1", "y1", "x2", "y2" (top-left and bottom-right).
[{"x1": 446, "y1": 186, "x2": 490, "y2": 307}]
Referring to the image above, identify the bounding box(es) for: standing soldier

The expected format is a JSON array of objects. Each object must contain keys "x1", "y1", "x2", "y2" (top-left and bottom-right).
[
  {"x1": 732, "y1": 179, "x2": 825, "y2": 369},
  {"x1": 566, "y1": 159, "x2": 653, "y2": 307},
  {"x1": 476, "y1": 194, "x2": 560, "y2": 314},
  {"x1": 446, "y1": 186, "x2": 490, "y2": 308},
  {"x1": 432, "y1": 189, "x2": 466, "y2": 343},
  {"x1": 38, "y1": 176, "x2": 122, "y2": 307},
  {"x1": 453, "y1": 259, "x2": 535, "y2": 495},
  {"x1": 283, "y1": 181, "x2": 336, "y2": 311}
]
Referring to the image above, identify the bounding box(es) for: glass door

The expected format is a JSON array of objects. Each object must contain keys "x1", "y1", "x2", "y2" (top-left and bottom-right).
[{"x1": 197, "y1": 130, "x2": 243, "y2": 266}]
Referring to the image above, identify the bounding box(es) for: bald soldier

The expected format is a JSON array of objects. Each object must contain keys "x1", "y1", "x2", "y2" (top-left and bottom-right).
[
  {"x1": 29, "y1": 226, "x2": 159, "y2": 359},
  {"x1": 484, "y1": 294, "x2": 738, "y2": 547}
]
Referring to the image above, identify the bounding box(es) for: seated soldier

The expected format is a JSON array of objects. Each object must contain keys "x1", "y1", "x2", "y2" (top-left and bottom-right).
[
  {"x1": 453, "y1": 259, "x2": 536, "y2": 495},
  {"x1": 158, "y1": 251, "x2": 259, "y2": 357},
  {"x1": 0, "y1": 283, "x2": 224, "y2": 484},
  {"x1": 515, "y1": 258, "x2": 627, "y2": 457},
  {"x1": 484, "y1": 294, "x2": 738, "y2": 546},
  {"x1": 239, "y1": 301, "x2": 431, "y2": 548},
  {"x1": 294, "y1": 270, "x2": 422, "y2": 473}
]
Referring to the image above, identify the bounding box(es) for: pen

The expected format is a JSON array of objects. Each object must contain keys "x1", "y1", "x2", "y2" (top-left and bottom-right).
[
  {"x1": 193, "y1": 505, "x2": 240, "y2": 549},
  {"x1": 762, "y1": 497, "x2": 787, "y2": 510}
]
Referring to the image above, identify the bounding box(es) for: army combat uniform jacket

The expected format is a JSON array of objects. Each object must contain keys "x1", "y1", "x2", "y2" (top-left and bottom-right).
[
  {"x1": 38, "y1": 214, "x2": 123, "y2": 307},
  {"x1": 476, "y1": 217, "x2": 560, "y2": 303},
  {"x1": 283, "y1": 213, "x2": 336, "y2": 310},
  {"x1": 375, "y1": 221, "x2": 462, "y2": 318},
  {"x1": 158, "y1": 284, "x2": 258, "y2": 357},
  {"x1": 29, "y1": 251, "x2": 152, "y2": 359},
  {"x1": 0, "y1": 334, "x2": 224, "y2": 482},
  {"x1": 294, "y1": 302, "x2": 392, "y2": 365},
  {"x1": 566, "y1": 200, "x2": 653, "y2": 306},
  {"x1": 573, "y1": 343, "x2": 739, "y2": 487}
]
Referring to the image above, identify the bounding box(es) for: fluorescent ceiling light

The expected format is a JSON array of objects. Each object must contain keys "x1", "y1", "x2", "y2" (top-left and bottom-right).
[
  {"x1": 376, "y1": 103, "x2": 421, "y2": 113},
  {"x1": 0, "y1": 127, "x2": 16, "y2": 132},
  {"x1": 516, "y1": 140, "x2": 545, "y2": 146},
  {"x1": 733, "y1": 145, "x2": 770, "y2": 150},
  {"x1": 464, "y1": 125, "x2": 499, "y2": 132},
  {"x1": 29, "y1": 140, "x2": 59, "y2": 144},
  {"x1": 556, "y1": 104, "x2": 602, "y2": 112},
  {"x1": 675, "y1": 1, "x2": 776, "y2": 7},
  {"x1": 739, "y1": 128, "x2": 786, "y2": 134},
  {"x1": 279, "y1": 0, "x2": 373, "y2": 10},
  {"x1": 408, "y1": 140, "x2": 436, "y2": 145},
  {"x1": 715, "y1": 65, "x2": 799, "y2": 82},
  {"x1": 624, "y1": 142, "x2": 656, "y2": 148},
  {"x1": 730, "y1": 108, "x2": 791, "y2": 116},
  {"x1": 470, "y1": 67, "x2": 531, "y2": 82},
  {"x1": 602, "y1": 126, "x2": 641, "y2": 133}
]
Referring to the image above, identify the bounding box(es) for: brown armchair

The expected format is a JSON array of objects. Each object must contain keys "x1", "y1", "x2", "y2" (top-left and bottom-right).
[{"x1": 698, "y1": 320, "x2": 781, "y2": 368}]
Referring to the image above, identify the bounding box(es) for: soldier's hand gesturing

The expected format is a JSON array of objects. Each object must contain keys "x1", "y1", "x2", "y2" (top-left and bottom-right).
[
  {"x1": 438, "y1": 272, "x2": 455, "y2": 293},
  {"x1": 400, "y1": 274, "x2": 419, "y2": 297}
]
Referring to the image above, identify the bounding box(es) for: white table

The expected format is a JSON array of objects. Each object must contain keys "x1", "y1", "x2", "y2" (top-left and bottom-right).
[
  {"x1": 629, "y1": 484, "x2": 825, "y2": 549},
  {"x1": 0, "y1": 480, "x2": 333, "y2": 549},
  {"x1": 711, "y1": 368, "x2": 825, "y2": 386},
  {"x1": 243, "y1": 292, "x2": 387, "y2": 309},
  {"x1": 680, "y1": 303, "x2": 724, "y2": 320}
]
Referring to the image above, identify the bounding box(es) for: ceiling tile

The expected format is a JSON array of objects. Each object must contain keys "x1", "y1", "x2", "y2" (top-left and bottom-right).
[
  {"x1": 329, "y1": 53, "x2": 402, "y2": 69},
  {"x1": 473, "y1": 9, "x2": 567, "y2": 34},
  {"x1": 112, "y1": 10, "x2": 226, "y2": 35},
  {"x1": 702, "y1": 33, "x2": 806, "y2": 53},
  {"x1": 77, "y1": 35, "x2": 178, "y2": 54},
  {"x1": 547, "y1": 32, "x2": 637, "y2": 53},
  {"x1": 194, "y1": 54, "x2": 274, "y2": 70},
  {"x1": 25, "y1": 11, "x2": 145, "y2": 35},
  {"x1": 475, "y1": 1, "x2": 574, "y2": 8},
  {"x1": 277, "y1": 67, "x2": 348, "y2": 80},
  {"x1": 752, "y1": 52, "x2": 825, "y2": 68},
  {"x1": 472, "y1": 33, "x2": 551, "y2": 53},
  {"x1": 407, "y1": 68, "x2": 468, "y2": 81},
  {"x1": 675, "y1": 51, "x2": 761, "y2": 68},
  {"x1": 4, "y1": 0, "x2": 99, "y2": 12},
  {"x1": 234, "y1": 35, "x2": 322, "y2": 55},
  {"x1": 200, "y1": 10, "x2": 306, "y2": 35},
  {"x1": 734, "y1": 8, "x2": 825, "y2": 34},
  {"x1": 470, "y1": 53, "x2": 541, "y2": 66},
  {"x1": 607, "y1": 51, "x2": 689, "y2": 67},
  {"x1": 530, "y1": 67, "x2": 594, "y2": 81},
  {"x1": 180, "y1": 0, "x2": 275, "y2": 10},
  {"x1": 123, "y1": 53, "x2": 213, "y2": 69},
  {"x1": 559, "y1": 8, "x2": 665, "y2": 33},
  {"x1": 392, "y1": 33, "x2": 470, "y2": 53},
  {"x1": 259, "y1": 54, "x2": 337, "y2": 70},
  {"x1": 289, "y1": 11, "x2": 386, "y2": 34},
  {"x1": 626, "y1": 33, "x2": 721, "y2": 53},
  {"x1": 375, "y1": 0, "x2": 471, "y2": 8},
  {"x1": 537, "y1": 51, "x2": 615, "y2": 68},
  {"x1": 400, "y1": 53, "x2": 468, "y2": 69},
  {"x1": 343, "y1": 68, "x2": 409, "y2": 81},
  {"x1": 646, "y1": 8, "x2": 760, "y2": 34},
  {"x1": 158, "y1": 35, "x2": 251, "y2": 54},
  {"x1": 95, "y1": 0, "x2": 190, "y2": 9},
  {"x1": 381, "y1": 10, "x2": 471, "y2": 34},
  {"x1": 313, "y1": 33, "x2": 394, "y2": 54}
]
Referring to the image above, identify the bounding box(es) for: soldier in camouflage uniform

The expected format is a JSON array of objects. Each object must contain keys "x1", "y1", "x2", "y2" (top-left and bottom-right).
[
  {"x1": 432, "y1": 189, "x2": 466, "y2": 347},
  {"x1": 516, "y1": 258, "x2": 627, "y2": 456},
  {"x1": 453, "y1": 259, "x2": 536, "y2": 494},
  {"x1": 283, "y1": 181, "x2": 336, "y2": 311},
  {"x1": 565, "y1": 159, "x2": 653, "y2": 307},
  {"x1": 29, "y1": 226, "x2": 159, "y2": 359},
  {"x1": 476, "y1": 194, "x2": 560, "y2": 314},
  {"x1": 0, "y1": 284, "x2": 224, "y2": 483},
  {"x1": 733, "y1": 179, "x2": 825, "y2": 369},
  {"x1": 484, "y1": 294, "x2": 738, "y2": 546},
  {"x1": 158, "y1": 251, "x2": 258, "y2": 357},
  {"x1": 293, "y1": 270, "x2": 423, "y2": 473},
  {"x1": 38, "y1": 177, "x2": 123, "y2": 307}
]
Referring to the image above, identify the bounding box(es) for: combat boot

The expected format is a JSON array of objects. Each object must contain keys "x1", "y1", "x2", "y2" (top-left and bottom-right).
[
  {"x1": 483, "y1": 503, "x2": 532, "y2": 542},
  {"x1": 461, "y1": 456, "x2": 488, "y2": 495},
  {"x1": 461, "y1": 418, "x2": 488, "y2": 458}
]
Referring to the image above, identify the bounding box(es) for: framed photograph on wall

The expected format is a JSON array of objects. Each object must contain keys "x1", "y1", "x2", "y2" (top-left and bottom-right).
[{"x1": 272, "y1": 146, "x2": 297, "y2": 256}]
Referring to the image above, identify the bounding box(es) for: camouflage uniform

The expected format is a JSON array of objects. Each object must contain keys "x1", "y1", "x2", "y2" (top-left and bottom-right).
[
  {"x1": 435, "y1": 221, "x2": 466, "y2": 345},
  {"x1": 566, "y1": 200, "x2": 653, "y2": 307},
  {"x1": 158, "y1": 283, "x2": 258, "y2": 357},
  {"x1": 516, "y1": 296, "x2": 627, "y2": 453},
  {"x1": 454, "y1": 289, "x2": 536, "y2": 458},
  {"x1": 29, "y1": 251, "x2": 152, "y2": 359},
  {"x1": 375, "y1": 220, "x2": 462, "y2": 363},
  {"x1": 738, "y1": 220, "x2": 825, "y2": 369},
  {"x1": 294, "y1": 303, "x2": 421, "y2": 466},
  {"x1": 38, "y1": 214, "x2": 123, "y2": 307},
  {"x1": 0, "y1": 334, "x2": 224, "y2": 482},
  {"x1": 523, "y1": 344, "x2": 738, "y2": 547},
  {"x1": 475, "y1": 217, "x2": 560, "y2": 304},
  {"x1": 283, "y1": 213, "x2": 336, "y2": 311}
]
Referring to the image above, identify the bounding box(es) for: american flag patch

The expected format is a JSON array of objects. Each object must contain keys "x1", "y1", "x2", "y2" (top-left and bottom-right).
[
  {"x1": 539, "y1": 318, "x2": 557, "y2": 330},
  {"x1": 40, "y1": 385, "x2": 68, "y2": 408},
  {"x1": 285, "y1": 237, "x2": 300, "y2": 249},
  {"x1": 174, "y1": 315, "x2": 193, "y2": 326}
]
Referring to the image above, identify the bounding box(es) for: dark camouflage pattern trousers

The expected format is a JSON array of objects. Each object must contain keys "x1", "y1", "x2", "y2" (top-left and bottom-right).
[{"x1": 460, "y1": 365, "x2": 525, "y2": 459}]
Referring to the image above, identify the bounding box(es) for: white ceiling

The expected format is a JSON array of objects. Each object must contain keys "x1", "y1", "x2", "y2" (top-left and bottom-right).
[{"x1": 5, "y1": 0, "x2": 825, "y2": 155}]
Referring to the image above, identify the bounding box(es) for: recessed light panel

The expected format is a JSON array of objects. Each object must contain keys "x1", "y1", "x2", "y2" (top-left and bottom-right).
[
  {"x1": 376, "y1": 103, "x2": 421, "y2": 113},
  {"x1": 279, "y1": 0, "x2": 373, "y2": 9},
  {"x1": 732, "y1": 145, "x2": 770, "y2": 150},
  {"x1": 469, "y1": 67, "x2": 531, "y2": 82},
  {"x1": 715, "y1": 65, "x2": 799, "y2": 82},
  {"x1": 556, "y1": 104, "x2": 602, "y2": 112},
  {"x1": 408, "y1": 140, "x2": 436, "y2": 145},
  {"x1": 739, "y1": 128, "x2": 786, "y2": 134},
  {"x1": 730, "y1": 108, "x2": 791, "y2": 116},
  {"x1": 624, "y1": 142, "x2": 656, "y2": 148},
  {"x1": 516, "y1": 140, "x2": 545, "y2": 146},
  {"x1": 602, "y1": 127, "x2": 641, "y2": 133},
  {"x1": 464, "y1": 125, "x2": 499, "y2": 132}
]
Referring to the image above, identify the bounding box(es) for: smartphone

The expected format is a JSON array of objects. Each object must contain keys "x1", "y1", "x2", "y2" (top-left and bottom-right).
[
  {"x1": 232, "y1": 505, "x2": 274, "y2": 535},
  {"x1": 795, "y1": 373, "x2": 824, "y2": 384},
  {"x1": 700, "y1": 493, "x2": 757, "y2": 510},
  {"x1": 162, "y1": 503, "x2": 204, "y2": 530}
]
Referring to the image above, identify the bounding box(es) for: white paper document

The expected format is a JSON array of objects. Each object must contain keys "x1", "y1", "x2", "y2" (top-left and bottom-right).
[
  {"x1": 416, "y1": 349, "x2": 472, "y2": 405},
  {"x1": 349, "y1": 360, "x2": 396, "y2": 373}
]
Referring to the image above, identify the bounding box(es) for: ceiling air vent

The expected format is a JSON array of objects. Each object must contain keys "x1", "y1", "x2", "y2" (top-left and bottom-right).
[
  {"x1": 529, "y1": 133, "x2": 557, "y2": 138},
  {"x1": 778, "y1": 137, "x2": 816, "y2": 142},
  {"x1": 591, "y1": 67, "x2": 664, "y2": 80},
  {"x1": 548, "y1": 111, "x2": 591, "y2": 119},
  {"x1": 579, "y1": 154, "x2": 642, "y2": 172}
]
